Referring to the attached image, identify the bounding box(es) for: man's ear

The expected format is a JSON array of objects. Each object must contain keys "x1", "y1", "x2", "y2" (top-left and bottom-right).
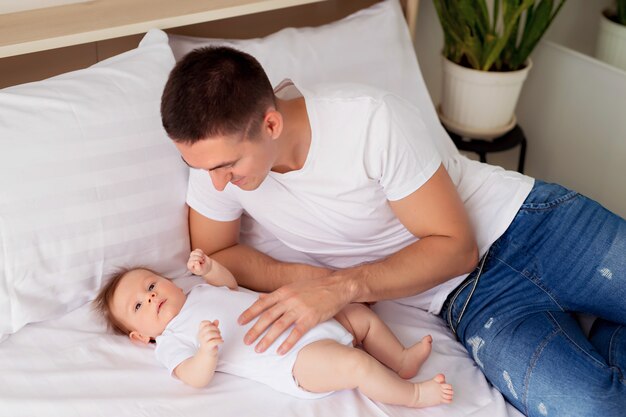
[
  {"x1": 129, "y1": 331, "x2": 152, "y2": 345},
  {"x1": 264, "y1": 109, "x2": 283, "y2": 140}
]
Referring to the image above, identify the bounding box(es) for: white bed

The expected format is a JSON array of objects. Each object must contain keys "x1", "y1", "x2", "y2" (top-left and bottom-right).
[
  {"x1": 0, "y1": 285, "x2": 518, "y2": 417},
  {"x1": 0, "y1": 1, "x2": 523, "y2": 416}
]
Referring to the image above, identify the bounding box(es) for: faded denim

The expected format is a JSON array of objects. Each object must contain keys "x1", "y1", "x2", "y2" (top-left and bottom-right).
[{"x1": 441, "y1": 180, "x2": 626, "y2": 417}]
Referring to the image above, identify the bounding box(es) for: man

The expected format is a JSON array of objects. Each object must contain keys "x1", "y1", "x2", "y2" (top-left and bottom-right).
[
  {"x1": 161, "y1": 46, "x2": 626, "y2": 417},
  {"x1": 160, "y1": 46, "x2": 478, "y2": 355}
]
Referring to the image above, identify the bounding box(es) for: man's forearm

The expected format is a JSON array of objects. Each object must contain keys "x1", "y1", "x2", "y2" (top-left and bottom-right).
[
  {"x1": 233, "y1": 233, "x2": 477, "y2": 356},
  {"x1": 335, "y1": 234, "x2": 479, "y2": 304},
  {"x1": 210, "y1": 244, "x2": 333, "y2": 292},
  {"x1": 212, "y1": 233, "x2": 477, "y2": 302}
]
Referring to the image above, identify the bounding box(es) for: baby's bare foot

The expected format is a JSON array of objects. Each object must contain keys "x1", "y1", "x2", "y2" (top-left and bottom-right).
[
  {"x1": 410, "y1": 374, "x2": 454, "y2": 408},
  {"x1": 398, "y1": 335, "x2": 432, "y2": 379}
]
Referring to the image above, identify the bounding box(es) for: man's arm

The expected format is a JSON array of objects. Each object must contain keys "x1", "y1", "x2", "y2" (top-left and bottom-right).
[
  {"x1": 238, "y1": 164, "x2": 479, "y2": 354},
  {"x1": 188, "y1": 208, "x2": 333, "y2": 291},
  {"x1": 351, "y1": 163, "x2": 479, "y2": 301}
]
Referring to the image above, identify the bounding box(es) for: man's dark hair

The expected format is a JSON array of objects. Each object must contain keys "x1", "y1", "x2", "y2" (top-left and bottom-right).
[{"x1": 161, "y1": 46, "x2": 276, "y2": 144}]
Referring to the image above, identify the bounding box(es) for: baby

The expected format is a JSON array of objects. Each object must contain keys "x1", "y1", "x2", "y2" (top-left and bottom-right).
[{"x1": 94, "y1": 249, "x2": 453, "y2": 408}]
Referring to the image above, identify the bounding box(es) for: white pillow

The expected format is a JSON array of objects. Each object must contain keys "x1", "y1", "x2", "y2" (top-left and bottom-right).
[
  {"x1": 168, "y1": 0, "x2": 458, "y2": 161},
  {"x1": 0, "y1": 30, "x2": 190, "y2": 341}
]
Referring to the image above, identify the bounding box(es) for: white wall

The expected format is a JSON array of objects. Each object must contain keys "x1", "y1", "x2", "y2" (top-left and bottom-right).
[
  {"x1": 415, "y1": 0, "x2": 626, "y2": 217},
  {"x1": 543, "y1": 0, "x2": 613, "y2": 57}
]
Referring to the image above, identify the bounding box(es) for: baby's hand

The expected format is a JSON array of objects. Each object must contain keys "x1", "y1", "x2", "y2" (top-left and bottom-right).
[
  {"x1": 197, "y1": 320, "x2": 223, "y2": 356},
  {"x1": 188, "y1": 249, "x2": 213, "y2": 277}
]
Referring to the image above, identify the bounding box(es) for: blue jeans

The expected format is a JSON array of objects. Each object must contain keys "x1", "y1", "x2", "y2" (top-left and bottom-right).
[{"x1": 440, "y1": 180, "x2": 626, "y2": 417}]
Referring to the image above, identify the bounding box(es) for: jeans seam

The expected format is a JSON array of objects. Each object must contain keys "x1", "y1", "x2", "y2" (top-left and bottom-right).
[
  {"x1": 454, "y1": 253, "x2": 489, "y2": 331},
  {"x1": 609, "y1": 327, "x2": 626, "y2": 383},
  {"x1": 546, "y1": 311, "x2": 606, "y2": 369},
  {"x1": 492, "y1": 255, "x2": 566, "y2": 312},
  {"x1": 446, "y1": 278, "x2": 475, "y2": 335},
  {"x1": 519, "y1": 191, "x2": 579, "y2": 212},
  {"x1": 447, "y1": 251, "x2": 490, "y2": 337},
  {"x1": 608, "y1": 327, "x2": 626, "y2": 376},
  {"x1": 523, "y1": 327, "x2": 559, "y2": 415},
  {"x1": 609, "y1": 327, "x2": 617, "y2": 366}
]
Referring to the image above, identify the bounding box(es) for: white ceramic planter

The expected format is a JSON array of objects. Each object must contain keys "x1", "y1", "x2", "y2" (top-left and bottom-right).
[
  {"x1": 439, "y1": 57, "x2": 532, "y2": 139},
  {"x1": 595, "y1": 11, "x2": 626, "y2": 72}
]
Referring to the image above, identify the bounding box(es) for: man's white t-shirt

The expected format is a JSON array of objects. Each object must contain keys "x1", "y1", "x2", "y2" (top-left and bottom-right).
[{"x1": 186, "y1": 81, "x2": 534, "y2": 314}]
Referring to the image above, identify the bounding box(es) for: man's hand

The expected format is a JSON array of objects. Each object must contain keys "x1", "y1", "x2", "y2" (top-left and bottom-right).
[
  {"x1": 197, "y1": 320, "x2": 223, "y2": 355},
  {"x1": 237, "y1": 275, "x2": 353, "y2": 355}
]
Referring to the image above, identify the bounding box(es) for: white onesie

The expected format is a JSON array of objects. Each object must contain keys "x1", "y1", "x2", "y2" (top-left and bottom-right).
[{"x1": 155, "y1": 284, "x2": 354, "y2": 398}]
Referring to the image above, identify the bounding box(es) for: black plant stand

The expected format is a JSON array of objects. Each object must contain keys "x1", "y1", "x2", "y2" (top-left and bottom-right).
[{"x1": 445, "y1": 124, "x2": 527, "y2": 174}]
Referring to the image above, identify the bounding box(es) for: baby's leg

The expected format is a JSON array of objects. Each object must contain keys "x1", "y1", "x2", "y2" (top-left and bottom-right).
[
  {"x1": 293, "y1": 340, "x2": 453, "y2": 408},
  {"x1": 335, "y1": 303, "x2": 432, "y2": 379}
]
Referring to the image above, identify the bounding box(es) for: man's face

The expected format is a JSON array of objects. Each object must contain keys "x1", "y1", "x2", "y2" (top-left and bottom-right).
[
  {"x1": 175, "y1": 132, "x2": 277, "y2": 192},
  {"x1": 110, "y1": 269, "x2": 186, "y2": 342}
]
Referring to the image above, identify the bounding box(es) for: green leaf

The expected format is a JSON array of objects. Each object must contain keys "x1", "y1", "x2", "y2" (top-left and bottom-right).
[
  {"x1": 434, "y1": 0, "x2": 487, "y2": 68},
  {"x1": 433, "y1": 0, "x2": 568, "y2": 71},
  {"x1": 483, "y1": 0, "x2": 534, "y2": 70},
  {"x1": 511, "y1": 0, "x2": 567, "y2": 69},
  {"x1": 618, "y1": 0, "x2": 626, "y2": 26},
  {"x1": 492, "y1": 0, "x2": 500, "y2": 32}
]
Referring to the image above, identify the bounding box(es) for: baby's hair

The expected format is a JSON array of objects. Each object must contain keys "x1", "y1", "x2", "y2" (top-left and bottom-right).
[{"x1": 93, "y1": 266, "x2": 157, "y2": 336}]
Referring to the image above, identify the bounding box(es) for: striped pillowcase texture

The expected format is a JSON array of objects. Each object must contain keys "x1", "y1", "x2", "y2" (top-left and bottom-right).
[{"x1": 0, "y1": 30, "x2": 190, "y2": 341}]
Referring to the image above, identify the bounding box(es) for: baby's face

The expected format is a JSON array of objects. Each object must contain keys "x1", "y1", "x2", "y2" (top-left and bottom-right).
[{"x1": 110, "y1": 269, "x2": 186, "y2": 341}]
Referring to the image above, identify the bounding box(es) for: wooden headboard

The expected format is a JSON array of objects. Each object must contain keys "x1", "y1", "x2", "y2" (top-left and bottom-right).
[{"x1": 0, "y1": 0, "x2": 419, "y2": 88}]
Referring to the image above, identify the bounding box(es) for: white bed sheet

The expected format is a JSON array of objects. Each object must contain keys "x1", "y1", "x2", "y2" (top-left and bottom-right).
[{"x1": 0, "y1": 276, "x2": 523, "y2": 417}]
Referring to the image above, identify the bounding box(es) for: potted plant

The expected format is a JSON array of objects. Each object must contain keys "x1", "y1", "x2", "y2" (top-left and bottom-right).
[
  {"x1": 433, "y1": 0, "x2": 567, "y2": 139},
  {"x1": 595, "y1": 0, "x2": 626, "y2": 71}
]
